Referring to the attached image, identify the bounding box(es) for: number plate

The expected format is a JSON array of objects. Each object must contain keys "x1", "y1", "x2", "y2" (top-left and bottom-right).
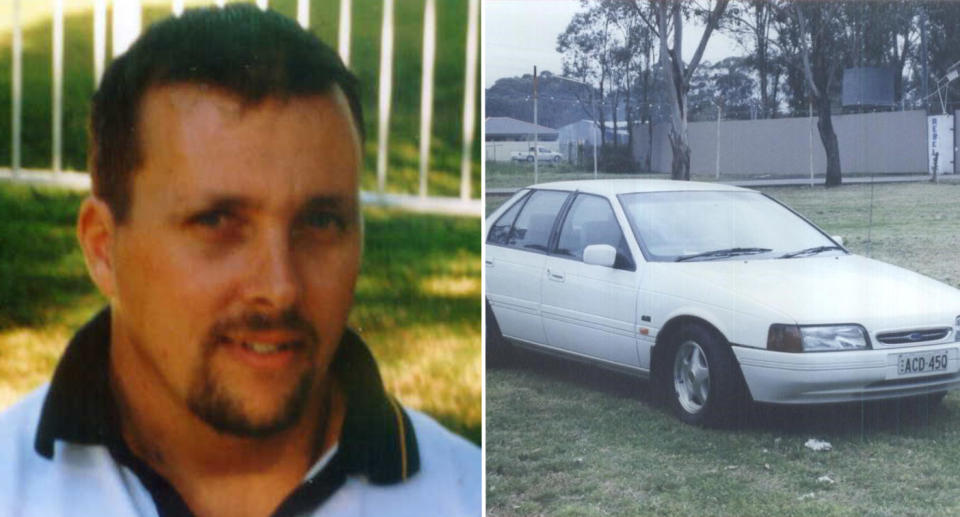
[{"x1": 897, "y1": 350, "x2": 950, "y2": 377}]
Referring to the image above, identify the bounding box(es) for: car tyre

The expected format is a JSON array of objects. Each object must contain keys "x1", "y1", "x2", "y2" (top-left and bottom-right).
[
  {"x1": 526, "y1": 155, "x2": 534, "y2": 163},
  {"x1": 486, "y1": 300, "x2": 512, "y2": 368},
  {"x1": 553, "y1": 155, "x2": 562, "y2": 163},
  {"x1": 667, "y1": 324, "x2": 747, "y2": 426}
]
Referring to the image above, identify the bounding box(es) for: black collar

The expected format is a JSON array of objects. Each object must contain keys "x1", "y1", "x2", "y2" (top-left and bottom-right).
[{"x1": 34, "y1": 308, "x2": 420, "y2": 486}]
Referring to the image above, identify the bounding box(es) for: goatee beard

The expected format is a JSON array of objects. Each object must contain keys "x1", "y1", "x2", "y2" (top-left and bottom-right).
[{"x1": 187, "y1": 308, "x2": 320, "y2": 438}]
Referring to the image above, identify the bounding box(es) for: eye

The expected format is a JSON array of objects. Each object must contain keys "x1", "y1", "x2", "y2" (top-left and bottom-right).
[
  {"x1": 301, "y1": 211, "x2": 343, "y2": 230},
  {"x1": 189, "y1": 209, "x2": 231, "y2": 228}
]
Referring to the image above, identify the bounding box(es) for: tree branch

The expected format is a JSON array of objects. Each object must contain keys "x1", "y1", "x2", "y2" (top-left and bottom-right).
[
  {"x1": 684, "y1": 0, "x2": 731, "y2": 84},
  {"x1": 795, "y1": 4, "x2": 821, "y2": 99},
  {"x1": 630, "y1": 1, "x2": 660, "y2": 38}
]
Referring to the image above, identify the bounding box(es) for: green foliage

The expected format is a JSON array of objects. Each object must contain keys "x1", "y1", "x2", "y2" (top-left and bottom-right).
[
  {"x1": 485, "y1": 72, "x2": 591, "y2": 129},
  {"x1": 597, "y1": 144, "x2": 635, "y2": 173},
  {"x1": 0, "y1": 185, "x2": 93, "y2": 329},
  {"x1": 0, "y1": 0, "x2": 480, "y2": 198}
]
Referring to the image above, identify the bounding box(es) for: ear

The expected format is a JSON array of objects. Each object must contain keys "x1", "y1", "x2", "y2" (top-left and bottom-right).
[{"x1": 77, "y1": 197, "x2": 117, "y2": 298}]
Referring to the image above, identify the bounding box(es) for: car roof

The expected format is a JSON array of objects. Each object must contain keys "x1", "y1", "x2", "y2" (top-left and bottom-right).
[{"x1": 527, "y1": 179, "x2": 751, "y2": 196}]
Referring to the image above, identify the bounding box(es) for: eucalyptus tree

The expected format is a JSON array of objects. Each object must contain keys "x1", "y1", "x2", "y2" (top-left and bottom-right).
[
  {"x1": 557, "y1": 5, "x2": 617, "y2": 147},
  {"x1": 631, "y1": 0, "x2": 732, "y2": 180}
]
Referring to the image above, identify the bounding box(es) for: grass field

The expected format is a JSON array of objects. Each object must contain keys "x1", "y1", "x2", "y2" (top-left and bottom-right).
[
  {"x1": 0, "y1": 182, "x2": 480, "y2": 444},
  {"x1": 486, "y1": 181, "x2": 960, "y2": 516},
  {"x1": 485, "y1": 161, "x2": 663, "y2": 191},
  {"x1": 0, "y1": 0, "x2": 480, "y2": 198}
]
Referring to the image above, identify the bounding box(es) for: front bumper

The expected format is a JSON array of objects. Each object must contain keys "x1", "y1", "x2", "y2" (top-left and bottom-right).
[{"x1": 733, "y1": 343, "x2": 960, "y2": 404}]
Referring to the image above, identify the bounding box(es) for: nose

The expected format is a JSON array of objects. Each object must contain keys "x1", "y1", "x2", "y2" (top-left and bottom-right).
[{"x1": 246, "y1": 227, "x2": 299, "y2": 310}]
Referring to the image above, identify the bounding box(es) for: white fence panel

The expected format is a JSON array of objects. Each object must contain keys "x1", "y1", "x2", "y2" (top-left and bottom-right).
[{"x1": 4, "y1": 0, "x2": 479, "y2": 217}]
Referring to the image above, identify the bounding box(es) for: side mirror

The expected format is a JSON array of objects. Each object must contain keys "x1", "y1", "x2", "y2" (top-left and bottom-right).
[
  {"x1": 583, "y1": 244, "x2": 617, "y2": 268},
  {"x1": 831, "y1": 235, "x2": 844, "y2": 246}
]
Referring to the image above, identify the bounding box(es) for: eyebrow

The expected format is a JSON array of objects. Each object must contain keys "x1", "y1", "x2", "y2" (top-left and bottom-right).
[
  {"x1": 302, "y1": 195, "x2": 355, "y2": 213},
  {"x1": 200, "y1": 196, "x2": 258, "y2": 213},
  {"x1": 175, "y1": 192, "x2": 359, "y2": 219},
  {"x1": 302, "y1": 195, "x2": 361, "y2": 227}
]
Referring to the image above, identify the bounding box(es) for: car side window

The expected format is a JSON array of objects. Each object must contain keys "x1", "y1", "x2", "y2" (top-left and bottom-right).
[
  {"x1": 505, "y1": 190, "x2": 569, "y2": 252},
  {"x1": 487, "y1": 192, "x2": 529, "y2": 245},
  {"x1": 555, "y1": 194, "x2": 635, "y2": 270}
]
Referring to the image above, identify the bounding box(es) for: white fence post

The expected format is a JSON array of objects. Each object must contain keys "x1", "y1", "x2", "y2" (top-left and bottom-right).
[
  {"x1": 376, "y1": 0, "x2": 395, "y2": 192},
  {"x1": 338, "y1": 0, "x2": 352, "y2": 66},
  {"x1": 11, "y1": 0, "x2": 22, "y2": 176},
  {"x1": 53, "y1": 0, "x2": 64, "y2": 173},
  {"x1": 418, "y1": 0, "x2": 436, "y2": 198},
  {"x1": 94, "y1": 0, "x2": 106, "y2": 84},
  {"x1": 113, "y1": 0, "x2": 141, "y2": 58},
  {"x1": 459, "y1": 0, "x2": 479, "y2": 200},
  {"x1": 215, "y1": 0, "x2": 226, "y2": 8},
  {"x1": 297, "y1": 0, "x2": 309, "y2": 28},
  {"x1": 172, "y1": 0, "x2": 184, "y2": 16},
  {"x1": 257, "y1": 0, "x2": 269, "y2": 10}
]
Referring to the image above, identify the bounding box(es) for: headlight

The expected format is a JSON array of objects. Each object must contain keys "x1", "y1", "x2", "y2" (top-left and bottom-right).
[{"x1": 768, "y1": 324, "x2": 870, "y2": 352}]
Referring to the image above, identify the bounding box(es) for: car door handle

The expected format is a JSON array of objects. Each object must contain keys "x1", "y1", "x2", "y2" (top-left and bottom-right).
[
  {"x1": 485, "y1": 259, "x2": 494, "y2": 267},
  {"x1": 547, "y1": 269, "x2": 565, "y2": 282}
]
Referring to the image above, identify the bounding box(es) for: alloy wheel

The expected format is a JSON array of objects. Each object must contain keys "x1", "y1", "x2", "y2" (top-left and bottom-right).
[{"x1": 673, "y1": 340, "x2": 710, "y2": 415}]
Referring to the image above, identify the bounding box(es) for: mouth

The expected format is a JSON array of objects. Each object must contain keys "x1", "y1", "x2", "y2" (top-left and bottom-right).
[
  {"x1": 216, "y1": 332, "x2": 308, "y2": 368},
  {"x1": 241, "y1": 340, "x2": 304, "y2": 355}
]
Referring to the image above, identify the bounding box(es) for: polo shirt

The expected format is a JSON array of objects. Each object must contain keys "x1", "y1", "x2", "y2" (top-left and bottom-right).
[{"x1": 0, "y1": 309, "x2": 480, "y2": 516}]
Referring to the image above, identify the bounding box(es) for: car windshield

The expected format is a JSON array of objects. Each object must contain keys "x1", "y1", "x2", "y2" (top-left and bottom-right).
[{"x1": 618, "y1": 190, "x2": 840, "y2": 262}]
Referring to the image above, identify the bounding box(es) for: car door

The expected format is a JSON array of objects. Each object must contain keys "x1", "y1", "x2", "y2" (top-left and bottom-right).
[
  {"x1": 540, "y1": 193, "x2": 642, "y2": 367},
  {"x1": 486, "y1": 189, "x2": 571, "y2": 346}
]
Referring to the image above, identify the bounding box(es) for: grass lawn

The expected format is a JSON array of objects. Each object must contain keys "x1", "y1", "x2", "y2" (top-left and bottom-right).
[
  {"x1": 485, "y1": 161, "x2": 663, "y2": 191},
  {"x1": 486, "y1": 181, "x2": 960, "y2": 516},
  {"x1": 0, "y1": 182, "x2": 480, "y2": 444}
]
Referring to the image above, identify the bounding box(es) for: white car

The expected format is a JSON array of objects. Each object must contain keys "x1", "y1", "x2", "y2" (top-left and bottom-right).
[
  {"x1": 511, "y1": 146, "x2": 564, "y2": 163},
  {"x1": 485, "y1": 179, "x2": 960, "y2": 426}
]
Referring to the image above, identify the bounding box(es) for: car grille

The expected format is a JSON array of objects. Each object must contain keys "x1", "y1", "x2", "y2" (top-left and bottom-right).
[{"x1": 875, "y1": 327, "x2": 951, "y2": 345}]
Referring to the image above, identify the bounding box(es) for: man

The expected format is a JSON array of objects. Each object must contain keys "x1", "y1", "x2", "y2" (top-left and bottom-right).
[{"x1": 0, "y1": 5, "x2": 479, "y2": 516}]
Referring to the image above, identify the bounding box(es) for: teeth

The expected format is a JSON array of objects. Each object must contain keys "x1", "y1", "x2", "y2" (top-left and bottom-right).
[{"x1": 244, "y1": 342, "x2": 282, "y2": 354}]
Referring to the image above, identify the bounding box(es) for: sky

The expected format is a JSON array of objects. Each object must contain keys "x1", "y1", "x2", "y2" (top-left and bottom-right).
[{"x1": 484, "y1": 0, "x2": 742, "y2": 88}]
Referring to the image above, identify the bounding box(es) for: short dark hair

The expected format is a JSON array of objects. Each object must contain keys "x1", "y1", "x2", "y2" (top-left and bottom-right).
[{"x1": 89, "y1": 4, "x2": 364, "y2": 223}]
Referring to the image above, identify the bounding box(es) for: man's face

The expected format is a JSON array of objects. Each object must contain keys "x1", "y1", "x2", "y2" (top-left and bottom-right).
[{"x1": 105, "y1": 84, "x2": 362, "y2": 436}]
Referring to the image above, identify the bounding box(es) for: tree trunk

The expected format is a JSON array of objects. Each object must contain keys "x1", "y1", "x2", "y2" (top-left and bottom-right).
[
  {"x1": 770, "y1": 68, "x2": 781, "y2": 118},
  {"x1": 816, "y1": 93, "x2": 842, "y2": 186},
  {"x1": 668, "y1": 128, "x2": 691, "y2": 180},
  {"x1": 667, "y1": 79, "x2": 691, "y2": 180},
  {"x1": 625, "y1": 82, "x2": 634, "y2": 156},
  {"x1": 646, "y1": 121, "x2": 653, "y2": 172},
  {"x1": 612, "y1": 95, "x2": 620, "y2": 147},
  {"x1": 642, "y1": 54, "x2": 652, "y2": 172},
  {"x1": 755, "y1": 3, "x2": 769, "y2": 118},
  {"x1": 598, "y1": 80, "x2": 607, "y2": 148}
]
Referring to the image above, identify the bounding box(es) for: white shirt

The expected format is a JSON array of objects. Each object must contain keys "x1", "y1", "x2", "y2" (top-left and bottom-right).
[
  {"x1": 0, "y1": 310, "x2": 480, "y2": 517},
  {"x1": 0, "y1": 386, "x2": 480, "y2": 517}
]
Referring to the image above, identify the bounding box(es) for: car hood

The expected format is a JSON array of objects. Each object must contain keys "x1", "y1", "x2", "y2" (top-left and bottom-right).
[{"x1": 661, "y1": 254, "x2": 960, "y2": 331}]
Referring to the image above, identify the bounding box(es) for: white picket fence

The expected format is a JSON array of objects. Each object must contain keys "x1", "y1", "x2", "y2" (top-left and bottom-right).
[{"x1": 6, "y1": 0, "x2": 481, "y2": 217}]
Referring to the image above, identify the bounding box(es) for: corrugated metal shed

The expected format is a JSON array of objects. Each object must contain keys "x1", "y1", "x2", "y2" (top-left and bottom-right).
[{"x1": 485, "y1": 117, "x2": 558, "y2": 140}]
